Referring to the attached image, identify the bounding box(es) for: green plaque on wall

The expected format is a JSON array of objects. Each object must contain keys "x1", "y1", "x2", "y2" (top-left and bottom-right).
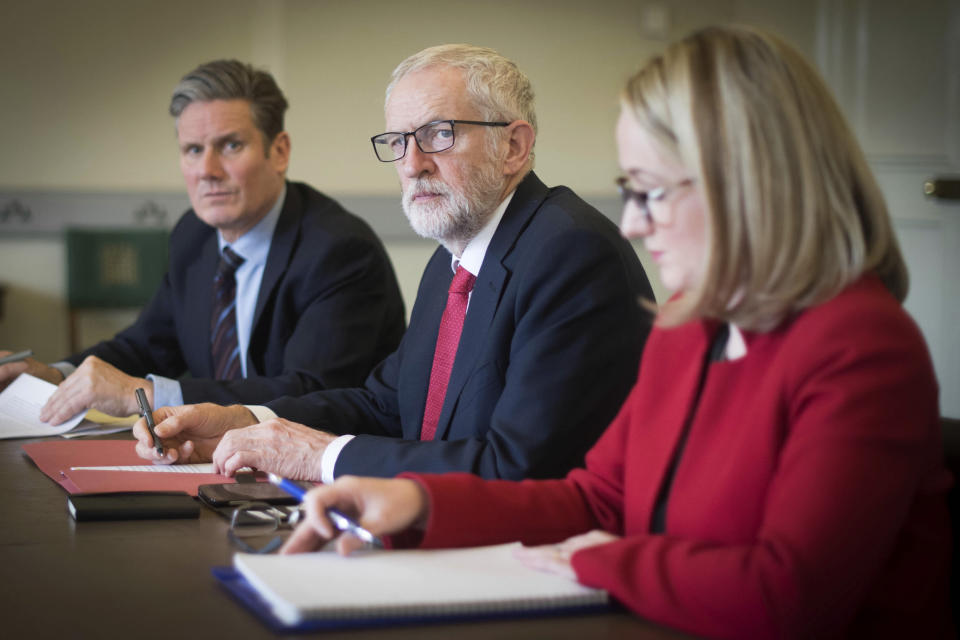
[{"x1": 66, "y1": 228, "x2": 169, "y2": 308}]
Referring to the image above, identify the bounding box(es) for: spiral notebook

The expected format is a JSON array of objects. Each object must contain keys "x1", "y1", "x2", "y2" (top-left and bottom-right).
[{"x1": 215, "y1": 542, "x2": 609, "y2": 631}]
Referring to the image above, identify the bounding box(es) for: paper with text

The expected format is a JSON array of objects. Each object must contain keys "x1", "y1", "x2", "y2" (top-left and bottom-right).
[
  {"x1": 0, "y1": 374, "x2": 85, "y2": 439},
  {"x1": 71, "y1": 463, "x2": 219, "y2": 473},
  {"x1": 69, "y1": 463, "x2": 253, "y2": 474}
]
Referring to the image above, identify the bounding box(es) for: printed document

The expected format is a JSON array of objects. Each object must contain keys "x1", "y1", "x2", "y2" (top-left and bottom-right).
[{"x1": 0, "y1": 374, "x2": 85, "y2": 438}]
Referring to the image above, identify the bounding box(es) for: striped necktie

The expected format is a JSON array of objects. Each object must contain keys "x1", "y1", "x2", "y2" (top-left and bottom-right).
[{"x1": 210, "y1": 245, "x2": 245, "y2": 380}]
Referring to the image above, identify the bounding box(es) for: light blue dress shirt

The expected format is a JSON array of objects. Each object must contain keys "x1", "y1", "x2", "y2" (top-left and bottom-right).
[{"x1": 141, "y1": 187, "x2": 285, "y2": 408}]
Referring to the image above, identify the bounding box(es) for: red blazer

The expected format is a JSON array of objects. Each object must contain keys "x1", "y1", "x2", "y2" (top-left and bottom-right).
[{"x1": 406, "y1": 277, "x2": 953, "y2": 639}]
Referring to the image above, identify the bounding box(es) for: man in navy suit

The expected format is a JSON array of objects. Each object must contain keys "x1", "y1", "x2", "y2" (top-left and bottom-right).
[
  {"x1": 0, "y1": 60, "x2": 405, "y2": 423},
  {"x1": 133, "y1": 46, "x2": 653, "y2": 481}
]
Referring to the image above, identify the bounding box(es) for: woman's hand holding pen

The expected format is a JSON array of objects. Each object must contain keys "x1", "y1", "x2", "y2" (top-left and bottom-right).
[
  {"x1": 281, "y1": 477, "x2": 430, "y2": 556},
  {"x1": 133, "y1": 403, "x2": 257, "y2": 464}
]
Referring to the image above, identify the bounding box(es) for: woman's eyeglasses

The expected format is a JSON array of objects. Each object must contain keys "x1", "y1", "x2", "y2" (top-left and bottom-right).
[{"x1": 615, "y1": 177, "x2": 696, "y2": 226}]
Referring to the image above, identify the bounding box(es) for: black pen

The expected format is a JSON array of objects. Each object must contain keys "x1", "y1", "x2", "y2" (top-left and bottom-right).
[{"x1": 135, "y1": 387, "x2": 163, "y2": 457}]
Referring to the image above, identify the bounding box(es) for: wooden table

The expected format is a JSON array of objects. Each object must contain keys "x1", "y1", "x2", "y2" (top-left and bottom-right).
[{"x1": 0, "y1": 435, "x2": 692, "y2": 639}]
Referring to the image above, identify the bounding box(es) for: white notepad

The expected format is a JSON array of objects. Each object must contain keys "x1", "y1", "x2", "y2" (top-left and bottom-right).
[{"x1": 233, "y1": 542, "x2": 608, "y2": 626}]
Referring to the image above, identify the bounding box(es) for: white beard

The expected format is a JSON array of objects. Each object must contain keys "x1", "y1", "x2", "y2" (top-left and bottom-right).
[{"x1": 401, "y1": 160, "x2": 505, "y2": 247}]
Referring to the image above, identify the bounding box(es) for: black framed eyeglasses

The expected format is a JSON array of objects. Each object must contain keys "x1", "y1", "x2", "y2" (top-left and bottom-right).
[
  {"x1": 227, "y1": 501, "x2": 302, "y2": 554},
  {"x1": 371, "y1": 119, "x2": 509, "y2": 162},
  {"x1": 615, "y1": 176, "x2": 695, "y2": 226}
]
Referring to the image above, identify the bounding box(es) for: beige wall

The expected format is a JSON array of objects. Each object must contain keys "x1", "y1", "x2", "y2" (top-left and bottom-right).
[
  {"x1": 2, "y1": 0, "x2": 807, "y2": 193},
  {"x1": 0, "y1": 0, "x2": 814, "y2": 360}
]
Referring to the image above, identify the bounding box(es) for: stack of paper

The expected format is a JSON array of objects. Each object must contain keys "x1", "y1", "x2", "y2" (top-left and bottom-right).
[
  {"x1": 0, "y1": 374, "x2": 135, "y2": 439},
  {"x1": 64, "y1": 409, "x2": 138, "y2": 438},
  {"x1": 0, "y1": 374, "x2": 86, "y2": 438}
]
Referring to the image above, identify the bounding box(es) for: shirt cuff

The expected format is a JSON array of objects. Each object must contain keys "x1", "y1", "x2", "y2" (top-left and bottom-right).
[
  {"x1": 146, "y1": 375, "x2": 183, "y2": 409},
  {"x1": 246, "y1": 405, "x2": 277, "y2": 423},
  {"x1": 50, "y1": 361, "x2": 76, "y2": 380},
  {"x1": 321, "y1": 435, "x2": 355, "y2": 484}
]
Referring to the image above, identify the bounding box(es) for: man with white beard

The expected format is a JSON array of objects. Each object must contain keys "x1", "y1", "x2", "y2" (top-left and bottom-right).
[{"x1": 133, "y1": 45, "x2": 654, "y2": 483}]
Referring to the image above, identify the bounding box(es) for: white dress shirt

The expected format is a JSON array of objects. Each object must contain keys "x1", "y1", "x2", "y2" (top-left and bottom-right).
[{"x1": 254, "y1": 190, "x2": 517, "y2": 484}]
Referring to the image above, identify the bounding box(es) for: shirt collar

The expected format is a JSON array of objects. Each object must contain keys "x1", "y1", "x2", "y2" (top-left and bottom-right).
[
  {"x1": 217, "y1": 184, "x2": 286, "y2": 266},
  {"x1": 725, "y1": 324, "x2": 747, "y2": 360},
  {"x1": 451, "y1": 189, "x2": 516, "y2": 276}
]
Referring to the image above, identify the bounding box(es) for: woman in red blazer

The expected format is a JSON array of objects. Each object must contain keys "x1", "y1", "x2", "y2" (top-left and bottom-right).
[{"x1": 282, "y1": 26, "x2": 954, "y2": 639}]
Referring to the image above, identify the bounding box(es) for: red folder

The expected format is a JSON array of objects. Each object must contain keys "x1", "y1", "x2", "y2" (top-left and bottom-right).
[{"x1": 22, "y1": 440, "x2": 241, "y2": 495}]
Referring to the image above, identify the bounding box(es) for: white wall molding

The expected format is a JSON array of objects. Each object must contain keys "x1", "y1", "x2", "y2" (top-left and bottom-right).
[{"x1": 0, "y1": 190, "x2": 625, "y2": 241}]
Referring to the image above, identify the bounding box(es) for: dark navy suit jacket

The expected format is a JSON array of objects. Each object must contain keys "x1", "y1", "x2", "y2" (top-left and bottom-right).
[
  {"x1": 68, "y1": 181, "x2": 406, "y2": 405},
  {"x1": 269, "y1": 173, "x2": 654, "y2": 480}
]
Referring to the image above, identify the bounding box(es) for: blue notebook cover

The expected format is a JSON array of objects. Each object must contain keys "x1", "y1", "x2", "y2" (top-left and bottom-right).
[{"x1": 212, "y1": 566, "x2": 612, "y2": 632}]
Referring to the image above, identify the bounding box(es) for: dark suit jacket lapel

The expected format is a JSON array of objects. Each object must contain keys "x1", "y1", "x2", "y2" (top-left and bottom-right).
[
  {"x1": 185, "y1": 231, "x2": 220, "y2": 377},
  {"x1": 249, "y1": 184, "x2": 301, "y2": 374},
  {"x1": 433, "y1": 172, "x2": 549, "y2": 440}
]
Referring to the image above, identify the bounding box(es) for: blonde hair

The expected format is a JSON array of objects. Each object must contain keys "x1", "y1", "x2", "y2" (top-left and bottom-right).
[
  {"x1": 623, "y1": 25, "x2": 907, "y2": 330},
  {"x1": 386, "y1": 44, "x2": 536, "y2": 164}
]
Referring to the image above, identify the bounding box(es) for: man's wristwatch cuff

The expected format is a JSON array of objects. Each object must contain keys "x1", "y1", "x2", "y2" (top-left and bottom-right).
[{"x1": 246, "y1": 405, "x2": 277, "y2": 423}]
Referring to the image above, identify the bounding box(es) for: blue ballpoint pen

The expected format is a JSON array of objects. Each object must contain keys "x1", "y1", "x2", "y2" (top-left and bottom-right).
[{"x1": 267, "y1": 473, "x2": 384, "y2": 548}]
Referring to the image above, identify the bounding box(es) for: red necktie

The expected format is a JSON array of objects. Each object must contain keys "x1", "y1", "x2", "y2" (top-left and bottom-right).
[{"x1": 420, "y1": 266, "x2": 476, "y2": 440}]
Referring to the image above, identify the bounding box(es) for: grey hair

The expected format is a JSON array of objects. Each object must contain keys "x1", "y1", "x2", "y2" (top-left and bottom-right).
[
  {"x1": 387, "y1": 44, "x2": 537, "y2": 162},
  {"x1": 169, "y1": 59, "x2": 288, "y2": 147}
]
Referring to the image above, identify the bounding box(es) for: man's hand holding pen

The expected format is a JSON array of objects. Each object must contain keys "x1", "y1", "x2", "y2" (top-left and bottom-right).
[
  {"x1": 133, "y1": 403, "x2": 258, "y2": 465},
  {"x1": 132, "y1": 403, "x2": 338, "y2": 481}
]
